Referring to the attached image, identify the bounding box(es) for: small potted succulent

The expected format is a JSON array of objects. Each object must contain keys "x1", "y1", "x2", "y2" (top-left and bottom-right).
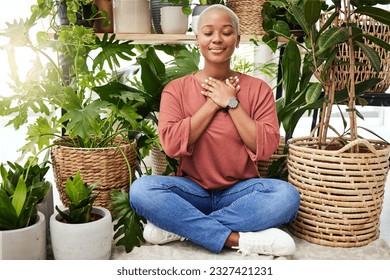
[
  {"x1": 0, "y1": 159, "x2": 51, "y2": 260},
  {"x1": 50, "y1": 171, "x2": 112, "y2": 260}
]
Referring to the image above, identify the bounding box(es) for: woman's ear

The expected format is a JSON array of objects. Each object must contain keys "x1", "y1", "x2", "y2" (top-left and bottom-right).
[{"x1": 236, "y1": 35, "x2": 241, "y2": 47}]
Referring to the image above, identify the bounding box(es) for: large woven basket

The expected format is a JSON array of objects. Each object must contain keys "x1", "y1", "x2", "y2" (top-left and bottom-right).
[
  {"x1": 51, "y1": 137, "x2": 138, "y2": 208},
  {"x1": 257, "y1": 137, "x2": 286, "y2": 177},
  {"x1": 287, "y1": 136, "x2": 390, "y2": 247},
  {"x1": 226, "y1": 0, "x2": 265, "y2": 35},
  {"x1": 321, "y1": 13, "x2": 390, "y2": 93}
]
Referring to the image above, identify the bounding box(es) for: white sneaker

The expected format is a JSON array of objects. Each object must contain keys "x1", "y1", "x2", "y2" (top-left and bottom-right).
[
  {"x1": 143, "y1": 222, "x2": 185, "y2": 244},
  {"x1": 233, "y1": 228, "x2": 296, "y2": 256}
]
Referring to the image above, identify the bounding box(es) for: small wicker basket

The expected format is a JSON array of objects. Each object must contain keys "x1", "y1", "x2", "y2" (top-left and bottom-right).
[
  {"x1": 257, "y1": 137, "x2": 286, "y2": 177},
  {"x1": 226, "y1": 0, "x2": 265, "y2": 35},
  {"x1": 287, "y1": 136, "x2": 390, "y2": 247},
  {"x1": 151, "y1": 144, "x2": 168, "y2": 175},
  {"x1": 51, "y1": 137, "x2": 138, "y2": 208}
]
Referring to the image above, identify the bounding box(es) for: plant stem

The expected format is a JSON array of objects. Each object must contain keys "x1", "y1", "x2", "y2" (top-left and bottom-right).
[{"x1": 346, "y1": 0, "x2": 358, "y2": 147}]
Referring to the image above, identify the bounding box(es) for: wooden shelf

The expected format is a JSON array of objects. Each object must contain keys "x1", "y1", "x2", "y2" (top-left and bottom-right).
[{"x1": 98, "y1": 33, "x2": 266, "y2": 44}]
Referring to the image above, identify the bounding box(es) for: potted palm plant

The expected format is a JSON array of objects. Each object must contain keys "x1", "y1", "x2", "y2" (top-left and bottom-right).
[
  {"x1": 50, "y1": 171, "x2": 112, "y2": 259},
  {"x1": 263, "y1": 0, "x2": 390, "y2": 247},
  {"x1": 0, "y1": 159, "x2": 51, "y2": 260}
]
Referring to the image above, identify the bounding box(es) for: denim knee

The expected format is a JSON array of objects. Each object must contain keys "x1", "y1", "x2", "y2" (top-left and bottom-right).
[
  {"x1": 277, "y1": 180, "x2": 300, "y2": 220},
  {"x1": 129, "y1": 176, "x2": 153, "y2": 210}
]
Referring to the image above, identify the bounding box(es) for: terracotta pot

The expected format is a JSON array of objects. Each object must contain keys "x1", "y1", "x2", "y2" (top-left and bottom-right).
[{"x1": 94, "y1": 0, "x2": 114, "y2": 33}]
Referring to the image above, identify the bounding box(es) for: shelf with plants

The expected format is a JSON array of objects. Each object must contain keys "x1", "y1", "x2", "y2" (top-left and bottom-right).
[{"x1": 94, "y1": 32, "x2": 270, "y2": 45}]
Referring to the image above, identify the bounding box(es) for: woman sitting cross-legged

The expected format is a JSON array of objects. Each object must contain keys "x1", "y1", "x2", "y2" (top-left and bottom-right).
[{"x1": 130, "y1": 4, "x2": 300, "y2": 256}]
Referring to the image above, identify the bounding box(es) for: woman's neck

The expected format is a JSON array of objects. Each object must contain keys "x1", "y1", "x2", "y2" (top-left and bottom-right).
[{"x1": 198, "y1": 67, "x2": 236, "y2": 82}]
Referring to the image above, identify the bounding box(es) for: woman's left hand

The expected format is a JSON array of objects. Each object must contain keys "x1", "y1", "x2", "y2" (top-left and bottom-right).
[{"x1": 201, "y1": 76, "x2": 240, "y2": 109}]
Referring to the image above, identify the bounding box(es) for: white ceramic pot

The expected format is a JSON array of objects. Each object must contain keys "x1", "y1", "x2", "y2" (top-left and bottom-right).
[
  {"x1": 191, "y1": 5, "x2": 209, "y2": 34},
  {"x1": 113, "y1": 0, "x2": 151, "y2": 33},
  {"x1": 50, "y1": 206, "x2": 112, "y2": 260},
  {"x1": 0, "y1": 212, "x2": 46, "y2": 260},
  {"x1": 160, "y1": 6, "x2": 189, "y2": 34}
]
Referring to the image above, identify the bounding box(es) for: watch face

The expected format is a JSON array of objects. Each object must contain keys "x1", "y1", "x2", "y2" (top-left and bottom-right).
[{"x1": 228, "y1": 99, "x2": 239, "y2": 109}]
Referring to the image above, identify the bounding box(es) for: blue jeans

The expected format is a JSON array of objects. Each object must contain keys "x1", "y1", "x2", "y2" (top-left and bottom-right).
[{"x1": 130, "y1": 175, "x2": 300, "y2": 253}]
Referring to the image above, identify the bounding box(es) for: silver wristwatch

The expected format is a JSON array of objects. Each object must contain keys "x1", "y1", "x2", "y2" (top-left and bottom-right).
[{"x1": 223, "y1": 98, "x2": 239, "y2": 112}]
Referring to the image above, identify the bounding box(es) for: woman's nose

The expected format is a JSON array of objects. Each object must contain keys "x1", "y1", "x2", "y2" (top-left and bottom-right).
[{"x1": 211, "y1": 33, "x2": 222, "y2": 43}]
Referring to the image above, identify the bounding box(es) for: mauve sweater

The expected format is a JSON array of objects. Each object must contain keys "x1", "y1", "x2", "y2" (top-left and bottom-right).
[{"x1": 158, "y1": 73, "x2": 280, "y2": 190}]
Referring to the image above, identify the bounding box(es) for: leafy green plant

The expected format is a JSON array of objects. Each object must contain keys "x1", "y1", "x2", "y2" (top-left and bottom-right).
[
  {"x1": 263, "y1": 0, "x2": 390, "y2": 143},
  {"x1": 199, "y1": 0, "x2": 225, "y2": 4},
  {"x1": 0, "y1": 159, "x2": 51, "y2": 230},
  {"x1": 0, "y1": 1, "x2": 138, "y2": 155},
  {"x1": 110, "y1": 189, "x2": 146, "y2": 253},
  {"x1": 160, "y1": 0, "x2": 193, "y2": 15},
  {"x1": 55, "y1": 171, "x2": 98, "y2": 224}
]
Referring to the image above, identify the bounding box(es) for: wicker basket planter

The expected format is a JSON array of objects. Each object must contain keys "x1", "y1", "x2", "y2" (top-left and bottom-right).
[
  {"x1": 287, "y1": 136, "x2": 390, "y2": 247},
  {"x1": 51, "y1": 137, "x2": 138, "y2": 208},
  {"x1": 226, "y1": 0, "x2": 265, "y2": 35}
]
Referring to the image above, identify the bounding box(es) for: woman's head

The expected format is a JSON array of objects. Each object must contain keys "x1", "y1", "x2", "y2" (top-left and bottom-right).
[
  {"x1": 197, "y1": 4, "x2": 240, "y2": 35},
  {"x1": 196, "y1": 4, "x2": 241, "y2": 67}
]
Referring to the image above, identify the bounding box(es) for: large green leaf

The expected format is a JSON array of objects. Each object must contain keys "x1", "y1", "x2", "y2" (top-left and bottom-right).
[
  {"x1": 355, "y1": 41, "x2": 381, "y2": 73},
  {"x1": 12, "y1": 177, "x2": 27, "y2": 217},
  {"x1": 290, "y1": 4, "x2": 310, "y2": 35},
  {"x1": 305, "y1": 82, "x2": 323, "y2": 104},
  {"x1": 317, "y1": 27, "x2": 349, "y2": 56},
  {"x1": 60, "y1": 100, "x2": 108, "y2": 141},
  {"x1": 282, "y1": 41, "x2": 301, "y2": 104},
  {"x1": 0, "y1": 189, "x2": 18, "y2": 230},
  {"x1": 111, "y1": 190, "x2": 146, "y2": 253},
  {"x1": 363, "y1": 34, "x2": 390, "y2": 52},
  {"x1": 93, "y1": 34, "x2": 136, "y2": 70},
  {"x1": 356, "y1": 6, "x2": 390, "y2": 26},
  {"x1": 304, "y1": 0, "x2": 322, "y2": 26}
]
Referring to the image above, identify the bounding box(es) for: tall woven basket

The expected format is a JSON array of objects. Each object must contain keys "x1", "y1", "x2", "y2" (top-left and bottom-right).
[
  {"x1": 287, "y1": 136, "x2": 390, "y2": 247},
  {"x1": 226, "y1": 0, "x2": 265, "y2": 35},
  {"x1": 51, "y1": 137, "x2": 138, "y2": 208}
]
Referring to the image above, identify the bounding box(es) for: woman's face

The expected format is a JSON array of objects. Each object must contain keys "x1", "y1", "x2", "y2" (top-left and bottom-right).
[{"x1": 196, "y1": 10, "x2": 240, "y2": 65}]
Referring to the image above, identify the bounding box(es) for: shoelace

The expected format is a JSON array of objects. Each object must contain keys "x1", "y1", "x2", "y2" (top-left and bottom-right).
[
  {"x1": 164, "y1": 232, "x2": 186, "y2": 242},
  {"x1": 233, "y1": 238, "x2": 275, "y2": 256}
]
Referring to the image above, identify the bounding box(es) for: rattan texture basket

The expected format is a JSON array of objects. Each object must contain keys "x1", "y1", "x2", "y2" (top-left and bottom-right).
[
  {"x1": 322, "y1": 13, "x2": 390, "y2": 93},
  {"x1": 287, "y1": 136, "x2": 390, "y2": 247},
  {"x1": 257, "y1": 137, "x2": 286, "y2": 177},
  {"x1": 51, "y1": 137, "x2": 138, "y2": 208},
  {"x1": 151, "y1": 144, "x2": 168, "y2": 175},
  {"x1": 226, "y1": 0, "x2": 265, "y2": 35}
]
